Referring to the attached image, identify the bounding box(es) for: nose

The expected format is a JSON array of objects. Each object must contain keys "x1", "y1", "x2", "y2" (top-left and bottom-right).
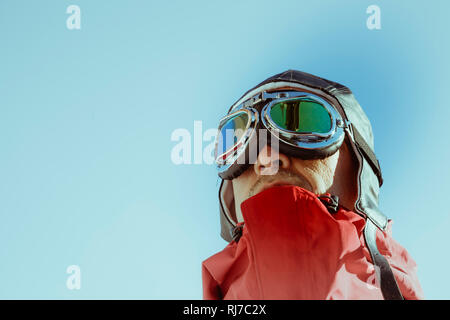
[{"x1": 254, "y1": 145, "x2": 291, "y2": 176}]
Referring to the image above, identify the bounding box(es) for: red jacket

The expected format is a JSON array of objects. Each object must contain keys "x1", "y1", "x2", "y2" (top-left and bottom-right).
[{"x1": 202, "y1": 185, "x2": 423, "y2": 299}]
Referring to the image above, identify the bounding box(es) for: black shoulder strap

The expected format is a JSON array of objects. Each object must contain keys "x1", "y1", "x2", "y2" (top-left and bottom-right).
[{"x1": 364, "y1": 219, "x2": 404, "y2": 300}]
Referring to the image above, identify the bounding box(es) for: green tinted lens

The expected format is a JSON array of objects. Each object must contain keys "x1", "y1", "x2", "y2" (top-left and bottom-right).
[
  {"x1": 269, "y1": 98, "x2": 332, "y2": 133},
  {"x1": 217, "y1": 112, "x2": 249, "y2": 156}
]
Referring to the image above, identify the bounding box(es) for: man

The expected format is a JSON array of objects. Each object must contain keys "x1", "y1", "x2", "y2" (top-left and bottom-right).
[{"x1": 202, "y1": 70, "x2": 423, "y2": 300}]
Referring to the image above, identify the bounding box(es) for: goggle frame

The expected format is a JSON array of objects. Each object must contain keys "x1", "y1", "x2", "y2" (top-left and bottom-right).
[{"x1": 215, "y1": 90, "x2": 350, "y2": 176}]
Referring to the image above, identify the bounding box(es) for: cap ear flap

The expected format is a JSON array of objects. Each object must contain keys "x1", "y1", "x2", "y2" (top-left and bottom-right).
[
  {"x1": 219, "y1": 179, "x2": 238, "y2": 242},
  {"x1": 220, "y1": 180, "x2": 236, "y2": 222}
]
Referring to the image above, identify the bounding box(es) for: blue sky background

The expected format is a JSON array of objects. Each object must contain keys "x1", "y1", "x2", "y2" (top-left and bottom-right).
[{"x1": 0, "y1": 0, "x2": 449, "y2": 299}]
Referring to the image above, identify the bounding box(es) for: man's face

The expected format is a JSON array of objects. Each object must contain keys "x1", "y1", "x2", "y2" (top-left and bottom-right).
[{"x1": 231, "y1": 138, "x2": 358, "y2": 223}]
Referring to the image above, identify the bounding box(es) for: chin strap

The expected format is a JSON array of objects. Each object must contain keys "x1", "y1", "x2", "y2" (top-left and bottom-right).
[
  {"x1": 364, "y1": 219, "x2": 404, "y2": 300},
  {"x1": 231, "y1": 222, "x2": 245, "y2": 243},
  {"x1": 318, "y1": 194, "x2": 339, "y2": 214}
]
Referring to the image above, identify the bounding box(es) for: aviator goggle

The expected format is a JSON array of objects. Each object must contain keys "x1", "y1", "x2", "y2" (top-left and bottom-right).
[{"x1": 214, "y1": 90, "x2": 350, "y2": 180}]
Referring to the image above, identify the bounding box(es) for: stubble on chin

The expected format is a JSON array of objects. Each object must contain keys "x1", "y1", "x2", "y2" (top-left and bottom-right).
[{"x1": 247, "y1": 168, "x2": 313, "y2": 198}]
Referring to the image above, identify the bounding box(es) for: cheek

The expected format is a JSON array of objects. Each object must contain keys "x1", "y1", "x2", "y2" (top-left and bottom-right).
[
  {"x1": 319, "y1": 152, "x2": 339, "y2": 178},
  {"x1": 292, "y1": 152, "x2": 339, "y2": 193},
  {"x1": 232, "y1": 168, "x2": 256, "y2": 203}
]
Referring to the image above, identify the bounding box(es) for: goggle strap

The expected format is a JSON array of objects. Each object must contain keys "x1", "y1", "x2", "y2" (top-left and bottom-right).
[{"x1": 352, "y1": 126, "x2": 383, "y2": 187}]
